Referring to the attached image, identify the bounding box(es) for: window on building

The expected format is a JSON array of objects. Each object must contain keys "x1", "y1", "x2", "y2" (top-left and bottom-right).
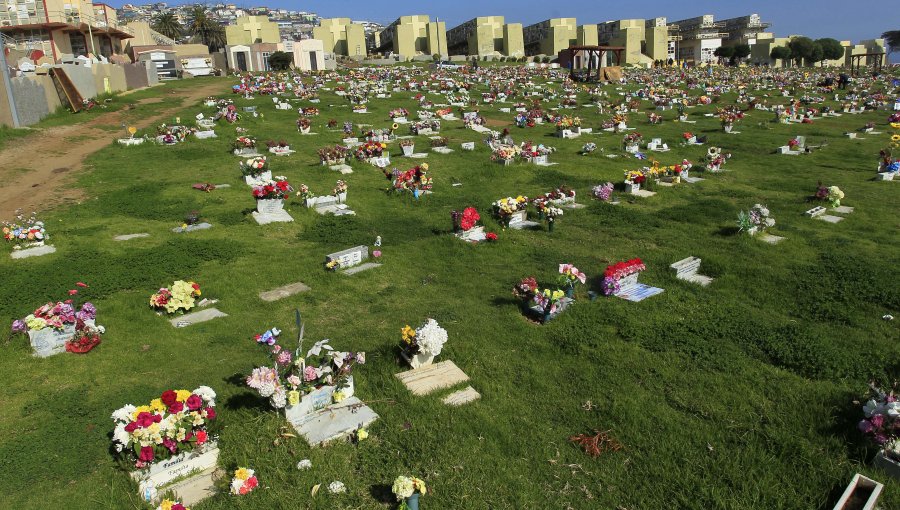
[{"x1": 69, "y1": 32, "x2": 87, "y2": 57}]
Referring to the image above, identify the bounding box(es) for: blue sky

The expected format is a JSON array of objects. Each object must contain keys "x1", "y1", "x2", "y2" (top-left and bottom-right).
[{"x1": 127, "y1": 0, "x2": 893, "y2": 44}]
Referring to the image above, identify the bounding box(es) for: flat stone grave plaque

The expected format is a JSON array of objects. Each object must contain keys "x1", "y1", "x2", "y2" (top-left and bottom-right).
[
  {"x1": 330, "y1": 164, "x2": 353, "y2": 174},
  {"x1": 173, "y1": 223, "x2": 212, "y2": 233},
  {"x1": 252, "y1": 209, "x2": 293, "y2": 225},
  {"x1": 508, "y1": 210, "x2": 540, "y2": 230},
  {"x1": 615, "y1": 283, "x2": 664, "y2": 302},
  {"x1": 832, "y1": 206, "x2": 854, "y2": 214},
  {"x1": 442, "y1": 386, "x2": 481, "y2": 406},
  {"x1": 326, "y1": 245, "x2": 368, "y2": 269},
  {"x1": 456, "y1": 226, "x2": 487, "y2": 243},
  {"x1": 758, "y1": 233, "x2": 785, "y2": 245},
  {"x1": 114, "y1": 233, "x2": 150, "y2": 241},
  {"x1": 170, "y1": 308, "x2": 228, "y2": 327},
  {"x1": 395, "y1": 360, "x2": 470, "y2": 396},
  {"x1": 11, "y1": 245, "x2": 56, "y2": 259},
  {"x1": 432, "y1": 147, "x2": 454, "y2": 154},
  {"x1": 259, "y1": 281, "x2": 310, "y2": 302},
  {"x1": 162, "y1": 467, "x2": 218, "y2": 507},
  {"x1": 315, "y1": 203, "x2": 356, "y2": 216},
  {"x1": 291, "y1": 396, "x2": 379, "y2": 446},
  {"x1": 670, "y1": 256, "x2": 713, "y2": 286},
  {"x1": 343, "y1": 262, "x2": 381, "y2": 275},
  {"x1": 631, "y1": 190, "x2": 656, "y2": 198}
]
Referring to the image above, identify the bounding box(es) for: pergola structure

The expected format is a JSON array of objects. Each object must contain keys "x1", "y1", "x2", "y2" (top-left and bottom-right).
[
  {"x1": 558, "y1": 45, "x2": 625, "y2": 82},
  {"x1": 850, "y1": 52, "x2": 886, "y2": 76}
]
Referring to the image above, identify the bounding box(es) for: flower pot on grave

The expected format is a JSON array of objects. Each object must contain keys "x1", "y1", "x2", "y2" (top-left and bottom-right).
[
  {"x1": 724, "y1": 125, "x2": 733, "y2": 133},
  {"x1": 406, "y1": 493, "x2": 421, "y2": 510},
  {"x1": 564, "y1": 286, "x2": 574, "y2": 298},
  {"x1": 300, "y1": 126, "x2": 311, "y2": 134},
  {"x1": 679, "y1": 115, "x2": 687, "y2": 122},
  {"x1": 617, "y1": 122, "x2": 627, "y2": 130},
  {"x1": 401, "y1": 350, "x2": 435, "y2": 369},
  {"x1": 256, "y1": 199, "x2": 285, "y2": 215},
  {"x1": 532, "y1": 155, "x2": 548, "y2": 165},
  {"x1": 402, "y1": 145, "x2": 415, "y2": 157},
  {"x1": 244, "y1": 170, "x2": 272, "y2": 185},
  {"x1": 746, "y1": 226, "x2": 759, "y2": 236},
  {"x1": 547, "y1": 220, "x2": 555, "y2": 232},
  {"x1": 624, "y1": 181, "x2": 641, "y2": 194},
  {"x1": 28, "y1": 324, "x2": 77, "y2": 357},
  {"x1": 875, "y1": 450, "x2": 900, "y2": 480}
]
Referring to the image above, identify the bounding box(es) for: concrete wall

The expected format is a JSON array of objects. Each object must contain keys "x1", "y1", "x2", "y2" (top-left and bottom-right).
[
  {"x1": 5, "y1": 75, "x2": 54, "y2": 126},
  {"x1": 504, "y1": 24, "x2": 524, "y2": 57}
]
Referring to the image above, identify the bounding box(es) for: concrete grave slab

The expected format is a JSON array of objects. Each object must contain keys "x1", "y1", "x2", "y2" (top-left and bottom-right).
[
  {"x1": 758, "y1": 233, "x2": 785, "y2": 245},
  {"x1": 163, "y1": 467, "x2": 218, "y2": 507},
  {"x1": 291, "y1": 397, "x2": 379, "y2": 446},
  {"x1": 442, "y1": 386, "x2": 481, "y2": 406},
  {"x1": 114, "y1": 233, "x2": 150, "y2": 241},
  {"x1": 252, "y1": 210, "x2": 293, "y2": 225},
  {"x1": 395, "y1": 360, "x2": 470, "y2": 396},
  {"x1": 343, "y1": 262, "x2": 381, "y2": 275},
  {"x1": 832, "y1": 206, "x2": 854, "y2": 214},
  {"x1": 11, "y1": 245, "x2": 56, "y2": 259},
  {"x1": 173, "y1": 223, "x2": 212, "y2": 233},
  {"x1": 259, "y1": 281, "x2": 310, "y2": 302},
  {"x1": 170, "y1": 308, "x2": 228, "y2": 327}
]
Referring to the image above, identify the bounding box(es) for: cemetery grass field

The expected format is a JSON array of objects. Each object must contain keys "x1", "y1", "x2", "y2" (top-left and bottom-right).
[{"x1": 0, "y1": 69, "x2": 898, "y2": 509}]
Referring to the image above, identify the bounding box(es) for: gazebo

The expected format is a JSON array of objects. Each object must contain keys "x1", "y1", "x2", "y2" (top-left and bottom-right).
[
  {"x1": 850, "y1": 52, "x2": 886, "y2": 76},
  {"x1": 557, "y1": 45, "x2": 625, "y2": 82}
]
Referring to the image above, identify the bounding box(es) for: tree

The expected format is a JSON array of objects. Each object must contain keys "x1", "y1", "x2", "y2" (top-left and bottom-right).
[
  {"x1": 186, "y1": 6, "x2": 225, "y2": 51},
  {"x1": 816, "y1": 38, "x2": 844, "y2": 63},
  {"x1": 770, "y1": 46, "x2": 791, "y2": 65},
  {"x1": 267, "y1": 51, "x2": 292, "y2": 70},
  {"x1": 733, "y1": 44, "x2": 751, "y2": 60},
  {"x1": 151, "y1": 12, "x2": 182, "y2": 41},
  {"x1": 881, "y1": 30, "x2": 900, "y2": 54},
  {"x1": 808, "y1": 42, "x2": 825, "y2": 65},
  {"x1": 788, "y1": 36, "x2": 816, "y2": 66},
  {"x1": 713, "y1": 46, "x2": 735, "y2": 60}
]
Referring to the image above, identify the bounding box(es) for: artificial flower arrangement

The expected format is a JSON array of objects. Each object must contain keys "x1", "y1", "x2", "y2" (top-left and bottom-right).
[
  {"x1": 252, "y1": 177, "x2": 293, "y2": 200},
  {"x1": 2, "y1": 210, "x2": 47, "y2": 247},
  {"x1": 318, "y1": 145, "x2": 350, "y2": 165},
  {"x1": 231, "y1": 136, "x2": 257, "y2": 152},
  {"x1": 364, "y1": 128, "x2": 396, "y2": 143},
  {"x1": 555, "y1": 116, "x2": 581, "y2": 131},
  {"x1": 492, "y1": 196, "x2": 529, "y2": 226},
  {"x1": 390, "y1": 164, "x2": 432, "y2": 195},
  {"x1": 352, "y1": 104, "x2": 368, "y2": 113},
  {"x1": 704, "y1": 147, "x2": 730, "y2": 172},
  {"x1": 230, "y1": 468, "x2": 258, "y2": 495},
  {"x1": 647, "y1": 112, "x2": 662, "y2": 125},
  {"x1": 718, "y1": 110, "x2": 743, "y2": 130},
  {"x1": 393, "y1": 476, "x2": 427, "y2": 510},
  {"x1": 858, "y1": 383, "x2": 900, "y2": 463},
  {"x1": 246, "y1": 327, "x2": 365, "y2": 412},
  {"x1": 239, "y1": 156, "x2": 269, "y2": 178},
  {"x1": 155, "y1": 499, "x2": 190, "y2": 510},
  {"x1": 389, "y1": 108, "x2": 409, "y2": 119},
  {"x1": 537, "y1": 186, "x2": 577, "y2": 206},
  {"x1": 216, "y1": 104, "x2": 240, "y2": 123},
  {"x1": 149, "y1": 281, "x2": 201, "y2": 314},
  {"x1": 622, "y1": 132, "x2": 643, "y2": 149},
  {"x1": 592, "y1": 182, "x2": 614, "y2": 201},
  {"x1": 430, "y1": 136, "x2": 449, "y2": 148},
  {"x1": 451, "y1": 207, "x2": 481, "y2": 233},
  {"x1": 558, "y1": 263, "x2": 587, "y2": 297},
  {"x1": 581, "y1": 142, "x2": 597, "y2": 155},
  {"x1": 601, "y1": 259, "x2": 645, "y2": 296},
  {"x1": 296, "y1": 117, "x2": 311, "y2": 132},
  {"x1": 815, "y1": 183, "x2": 844, "y2": 208},
  {"x1": 543, "y1": 206, "x2": 563, "y2": 232},
  {"x1": 265, "y1": 140, "x2": 289, "y2": 150},
  {"x1": 156, "y1": 124, "x2": 194, "y2": 144},
  {"x1": 519, "y1": 141, "x2": 555, "y2": 160},
  {"x1": 410, "y1": 120, "x2": 441, "y2": 135},
  {"x1": 400, "y1": 319, "x2": 448, "y2": 369},
  {"x1": 355, "y1": 141, "x2": 386, "y2": 160},
  {"x1": 299, "y1": 107, "x2": 319, "y2": 117},
  {"x1": 737, "y1": 204, "x2": 775, "y2": 235},
  {"x1": 343, "y1": 121, "x2": 354, "y2": 135},
  {"x1": 327, "y1": 119, "x2": 338, "y2": 129},
  {"x1": 435, "y1": 107, "x2": 452, "y2": 118},
  {"x1": 110, "y1": 386, "x2": 217, "y2": 469},
  {"x1": 332, "y1": 180, "x2": 348, "y2": 197},
  {"x1": 11, "y1": 290, "x2": 102, "y2": 353},
  {"x1": 491, "y1": 145, "x2": 520, "y2": 164}
]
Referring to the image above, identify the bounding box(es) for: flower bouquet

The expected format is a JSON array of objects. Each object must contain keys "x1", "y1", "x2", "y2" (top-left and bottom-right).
[
  {"x1": 296, "y1": 117, "x2": 312, "y2": 134},
  {"x1": 430, "y1": 136, "x2": 449, "y2": 148},
  {"x1": 400, "y1": 319, "x2": 448, "y2": 369},
  {"x1": 355, "y1": 141, "x2": 386, "y2": 161},
  {"x1": 318, "y1": 145, "x2": 350, "y2": 166},
  {"x1": 545, "y1": 206, "x2": 563, "y2": 232},
  {"x1": 393, "y1": 476, "x2": 427, "y2": 510},
  {"x1": 737, "y1": 204, "x2": 775, "y2": 235},
  {"x1": 601, "y1": 259, "x2": 645, "y2": 296},
  {"x1": 558, "y1": 263, "x2": 586, "y2": 297},
  {"x1": 858, "y1": 384, "x2": 900, "y2": 476},
  {"x1": 451, "y1": 207, "x2": 485, "y2": 242},
  {"x1": 389, "y1": 108, "x2": 409, "y2": 121},
  {"x1": 253, "y1": 177, "x2": 293, "y2": 214},
  {"x1": 239, "y1": 156, "x2": 271, "y2": 184},
  {"x1": 390, "y1": 164, "x2": 432, "y2": 196},
  {"x1": 2, "y1": 210, "x2": 47, "y2": 249},
  {"x1": 704, "y1": 147, "x2": 729, "y2": 172},
  {"x1": 491, "y1": 145, "x2": 519, "y2": 165},
  {"x1": 12, "y1": 297, "x2": 100, "y2": 357},
  {"x1": 519, "y1": 141, "x2": 554, "y2": 163},
  {"x1": 532, "y1": 288, "x2": 567, "y2": 323},
  {"x1": 592, "y1": 182, "x2": 614, "y2": 202},
  {"x1": 622, "y1": 132, "x2": 643, "y2": 152},
  {"x1": 411, "y1": 120, "x2": 440, "y2": 135},
  {"x1": 150, "y1": 281, "x2": 201, "y2": 315},
  {"x1": 112, "y1": 386, "x2": 218, "y2": 504},
  {"x1": 555, "y1": 116, "x2": 581, "y2": 134},
  {"x1": 581, "y1": 142, "x2": 597, "y2": 155},
  {"x1": 246, "y1": 329, "x2": 365, "y2": 423},
  {"x1": 647, "y1": 112, "x2": 662, "y2": 125},
  {"x1": 299, "y1": 107, "x2": 319, "y2": 117},
  {"x1": 230, "y1": 468, "x2": 258, "y2": 495},
  {"x1": 155, "y1": 499, "x2": 190, "y2": 510},
  {"x1": 399, "y1": 139, "x2": 416, "y2": 157},
  {"x1": 232, "y1": 136, "x2": 258, "y2": 156}
]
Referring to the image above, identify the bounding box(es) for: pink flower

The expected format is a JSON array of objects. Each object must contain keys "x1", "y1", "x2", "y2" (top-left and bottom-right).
[
  {"x1": 304, "y1": 365, "x2": 318, "y2": 382},
  {"x1": 871, "y1": 414, "x2": 884, "y2": 429},
  {"x1": 859, "y1": 420, "x2": 874, "y2": 434},
  {"x1": 373, "y1": 250, "x2": 382, "y2": 258},
  {"x1": 68, "y1": 289, "x2": 78, "y2": 296}
]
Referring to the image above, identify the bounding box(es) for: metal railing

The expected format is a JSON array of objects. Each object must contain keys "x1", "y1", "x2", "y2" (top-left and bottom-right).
[{"x1": 0, "y1": 9, "x2": 132, "y2": 35}]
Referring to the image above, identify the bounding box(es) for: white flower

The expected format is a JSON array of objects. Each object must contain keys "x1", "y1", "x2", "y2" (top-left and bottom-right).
[
  {"x1": 271, "y1": 386, "x2": 287, "y2": 408},
  {"x1": 230, "y1": 478, "x2": 245, "y2": 494},
  {"x1": 111, "y1": 404, "x2": 136, "y2": 423},
  {"x1": 113, "y1": 423, "x2": 130, "y2": 447},
  {"x1": 864, "y1": 399, "x2": 882, "y2": 417},
  {"x1": 328, "y1": 481, "x2": 346, "y2": 494},
  {"x1": 392, "y1": 476, "x2": 414, "y2": 499},
  {"x1": 297, "y1": 459, "x2": 312, "y2": 470},
  {"x1": 307, "y1": 339, "x2": 333, "y2": 358},
  {"x1": 886, "y1": 401, "x2": 900, "y2": 418},
  {"x1": 415, "y1": 319, "x2": 448, "y2": 357},
  {"x1": 258, "y1": 381, "x2": 276, "y2": 398},
  {"x1": 194, "y1": 386, "x2": 217, "y2": 406}
]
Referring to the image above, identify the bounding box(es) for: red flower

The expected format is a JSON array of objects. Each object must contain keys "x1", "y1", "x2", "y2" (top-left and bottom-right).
[
  {"x1": 486, "y1": 232, "x2": 498, "y2": 241},
  {"x1": 139, "y1": 446, "x2": 155, "y2": 462},
  {"x1": 186, "y1": 394, "x2": 202, "y2": 411},
  {"x1": 172, "y1": 505, "x2": 186, "y2": 510},
  {"x1": 205, "y1": 407, "x2": 217, "y2": 421},
  {"x1": 135, "y1": 412, "x2": 156, "y2": 428},
  {"x1": 161, "y1": 390, "x2": 178, "y2": 407},
  {"x1": 76, "y1": 282, "x2": 88, "y2": 287},
  {"x1": 124, "y1": 421, "x2": 138, "y2": 433},
  {"x1": 460, "y1": 207, "x2": 480, "y2": 231},
  {"x1": 68, "y1": 289, "x2": 78, "y2": 295},
  {"x1": 196, "y1": 430, "x2": 208, "y2": 445},
  {"x1": 168, "y1": 401, "x2": 184, "y2": 414}
]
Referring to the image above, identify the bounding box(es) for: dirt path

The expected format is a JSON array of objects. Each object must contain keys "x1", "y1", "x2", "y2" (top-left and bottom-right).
[{"x1": 0, "y1": 81, "x2": 226, "y2": 219}]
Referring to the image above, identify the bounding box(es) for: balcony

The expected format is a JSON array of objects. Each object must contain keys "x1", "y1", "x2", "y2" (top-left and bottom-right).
[{"x1": 0, "y1": 10, "x2": 132, "y2": 37}]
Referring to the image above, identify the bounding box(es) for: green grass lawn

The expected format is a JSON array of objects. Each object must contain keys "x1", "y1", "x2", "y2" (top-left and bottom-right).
[{"x1": 0, "y1": 67, "x2": 897, "y2": 510}]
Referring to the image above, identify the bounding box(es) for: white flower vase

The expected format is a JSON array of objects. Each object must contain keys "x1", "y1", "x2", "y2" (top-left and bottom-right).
[
  {"x1": 300, "y1": 126, "x2": 311, "y2": 134},
  {"x1": 402, "y1": 145, "x2": 415, "y2": 157},
  {"x1": 402, "y1": 350, "x2": 435, "y2": 369},
  {"x1": 624, "y1": 181, "x2": 640, "y2": 194}
]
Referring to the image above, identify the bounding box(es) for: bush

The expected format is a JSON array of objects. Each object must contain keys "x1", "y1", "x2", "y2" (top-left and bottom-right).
[{"x1": 432, "y1": 53, "x2": 440, "y2": 61}]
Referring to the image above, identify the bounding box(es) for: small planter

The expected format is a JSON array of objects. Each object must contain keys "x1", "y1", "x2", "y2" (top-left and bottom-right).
[
  {"x1": 625, "y1": 144, "x2": 639, "y2": 154},
  {"x1": 401, "y1": 350, "x2": 435, "y2": 369},
  {"x1": 724, "y1": 125, "x2": 733, "y2": 133},
  {"x1": 832, "y1": 473, "x2": 884, "y2": 510},
  {"x1": 405, "y1": 493, "x2": 421, "y2": 510},
  {"x1": 402, "y1": 145, "x2": 415, "y2": 157},
  {"x1": 392, "y1": 116, "x2": 407, "y2": 123},
  {"x1": 244, "y1": 170, "x2": 272, "y2": 185},
  {"x1": 617, "y1": 122, "x2": 627, "y2": 130},
  {"x1": 875, "y1": 450, "x2": 900, "y2": 480},
  {"x1": 131, "y1": 442, "x2": 220, "y2": 505},
  {"x1": 256, "y1": 199, "x2": 285, "y2": 215},
  {"x1": 530, "y1": 155, "x2": 548, "y2": 165},
  {"x1": 624, "y1": 181, "x2": 641, "y2": 194},
  {"x1": 299, "y1": 126, "x2": 311, "y2": 134}
]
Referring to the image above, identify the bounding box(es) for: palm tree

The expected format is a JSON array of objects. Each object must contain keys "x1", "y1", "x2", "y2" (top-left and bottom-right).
[
  {"x1": 151, "y1": 12, "x2": 182, "y2": 41},
  {"x1": 186, "y1": 6, "x2": 224, "y2": 51}
]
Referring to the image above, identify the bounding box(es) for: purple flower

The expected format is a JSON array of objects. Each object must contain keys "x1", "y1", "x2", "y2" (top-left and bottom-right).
[
  {"x1": 11, "y1": 320, "x2": 26, "y2": 333},
  {"x1": 79, "y1": 302, "x2": 96, "y2": 320},
  {"x1": 57, "y1": 303, "x2": 75, "y2": 322},
  {"x1": 859, "y1": 420, "x2": 874, "y2": 434},
  {"x1": 871, "y1": 414, "x2": 885, "y2": 429}
]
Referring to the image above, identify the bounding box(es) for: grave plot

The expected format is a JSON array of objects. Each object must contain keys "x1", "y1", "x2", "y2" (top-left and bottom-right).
[
  {"x1": 149, "y1": 281, "x2": 227, "y2": 328},
  {"x1": 670, "y1": 257, "x2": 714, "y2": 286},
  {"x1": 251, "y1": 177, "x2": 294, "y2": 225},
  {"x1": 12, "y1": 296, "x2": 103, "y2": 357},
  {"x1": 259, "y1": 281, "x2": 310, "y2": 302},
  {"x1": 303, "y1": 182, "x2": 355, "y2": 216},
  {"x1": 451, "y1": 207, "x2": 489, "y2": 243},
  {"x1": 325, "y1": 245, "x2": 380, "y2": 275},
  {"x1": 738, "y1": 204, "x2": 783, "y2": 244},
  {"x1": 5, "y1": 213, "x2": 54, "y2": 259},
  {"x1": 602, "y1": 259, "x2": 664, "y2": 302},
  {"x1": 805, "y1": 206, "x2": 844, "y2": 224}
]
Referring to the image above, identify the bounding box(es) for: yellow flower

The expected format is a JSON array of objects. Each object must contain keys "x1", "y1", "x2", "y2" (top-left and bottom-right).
[
  {"x1": 380, "y1": 143, "x2": 387, "y2": 149},
  {"x1": 160, "y1": 500, "x2": 174, "y2": 510},
  {"x1": 176, "y1": 390, "x2": 192, "y2": 402},
  {"x1": 892, "y1": 134, "x2": 900, "y2": 142},
  {"x1": 891, "y1": 122, "x2": 900, "y2": 129},
  {"x1": 234, "y1": 468, "x2": 251, "y2": 480},
  {"x1": 333, "y1": 391, "x2": 345, "y2": 403},
  {"x1": 356, "y1": 428, "x2": 368, "y2": 441},
  {"x1": 288, "y1": 391, "x2": 300, "y2": 406},
  {"x1": 150, "y1": 399, "x2": 166, "y2": 412}
]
